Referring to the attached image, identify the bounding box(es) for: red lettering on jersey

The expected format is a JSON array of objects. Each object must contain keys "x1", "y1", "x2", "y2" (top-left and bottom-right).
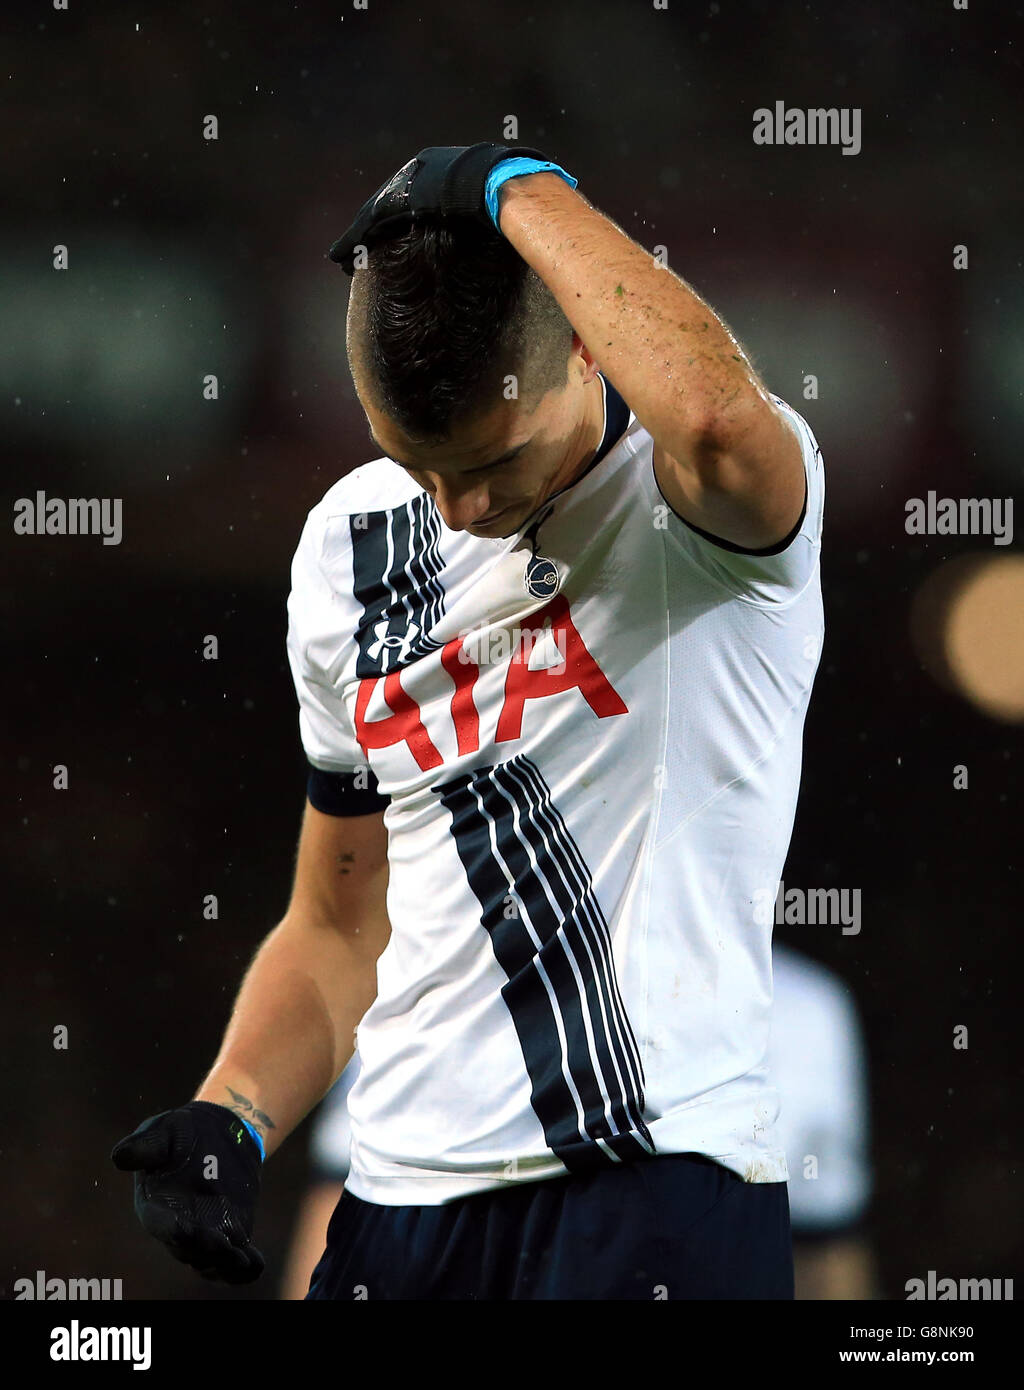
[
  {"x1": 495, "y1": 594, "x2": 628, "y2": 743},
  {"x1": 441, "y1": 638, "x2": 480, "y2": 756},
  {"x1": 354, "y1": 599, "x2": 623, "y2": 769},
  {"x1": 354, "y1": 671, "x2": 443, "y2": 771}
]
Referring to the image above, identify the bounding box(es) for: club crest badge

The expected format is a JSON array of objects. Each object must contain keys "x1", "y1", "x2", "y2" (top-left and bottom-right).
[{"x1": 525, "y1": 554, "x2": 559, "y2": 598}]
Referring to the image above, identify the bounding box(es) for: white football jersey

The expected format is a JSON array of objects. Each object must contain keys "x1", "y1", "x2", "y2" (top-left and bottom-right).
[
  {"x1": 286, "y1": 373, "x2": 826, "y2": 1205},
  {"x1": 308, "y1": 944, "x2": 874, "y2": 1231}
]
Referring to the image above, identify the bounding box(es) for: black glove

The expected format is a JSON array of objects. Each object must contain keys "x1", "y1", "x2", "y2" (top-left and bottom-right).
[
  {"x1": 111, "y1": 1100, "x2": 264, "y2": 1284},
  {"x1": 328, "y1": 141, "x2": 551, "y2": 273}
]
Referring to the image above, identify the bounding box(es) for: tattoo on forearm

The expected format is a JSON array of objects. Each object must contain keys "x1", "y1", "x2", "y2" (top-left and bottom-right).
[
  {"x1": 336, "y1": 851, "x2": 355, "y2": 876},
  {"x1": 224, "y1": 1086, "x2": 276, "y2": 1135}
]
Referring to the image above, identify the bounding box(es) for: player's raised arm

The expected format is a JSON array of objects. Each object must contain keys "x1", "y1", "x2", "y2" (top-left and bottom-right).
[
  {"x1": 495, "y1": 170, "x2": 805, "y2": 551},
  {"x1": 110, "y1": 802, "x2": 389, "y2": 1284}
]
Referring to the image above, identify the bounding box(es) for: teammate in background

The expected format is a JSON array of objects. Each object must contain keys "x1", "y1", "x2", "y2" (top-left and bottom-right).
[
  {"x1": 114, "y1": 143, "x2": 827, "y2": 1298},
  {"x1": 770, "y1": 943, "x2": 877, "y2": 1298},
  {"x1": 281, "y1": 948, "x2": 876, "y2": 1300}
]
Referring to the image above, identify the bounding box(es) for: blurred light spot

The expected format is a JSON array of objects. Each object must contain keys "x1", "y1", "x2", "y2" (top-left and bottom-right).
[{"x1": 911, "y1": 554, "x2": 1024, "y2": 721}]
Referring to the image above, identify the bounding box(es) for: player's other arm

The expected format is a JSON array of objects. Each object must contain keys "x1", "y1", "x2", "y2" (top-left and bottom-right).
[
  {"x1": 193, "y1": 801, "x2": 389, "y2": 1158},
  {"x1": 497, "y1": 173, "x2": 805, "y2": 550}
]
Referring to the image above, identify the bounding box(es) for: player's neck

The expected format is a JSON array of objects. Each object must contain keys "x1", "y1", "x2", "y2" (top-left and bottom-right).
[
  {"x1": 561, "y1": 374, "x2": 606, "y2": 493},
  {"x1": 525, "y1": 376, "x2": 606, "y2": 526}
]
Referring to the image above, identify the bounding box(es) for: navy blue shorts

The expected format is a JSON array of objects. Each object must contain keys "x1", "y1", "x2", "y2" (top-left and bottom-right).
[{"x1": 305, "y1": 1152, "x2": 793, "y2": 1300}]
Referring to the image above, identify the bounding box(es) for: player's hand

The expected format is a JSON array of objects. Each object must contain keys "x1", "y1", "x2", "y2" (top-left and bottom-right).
[
  {"x1": 111, "y1": 1101, "x2": 265, "y2": 1284},
  {"x1": 328, "y1": 141, "x2": 554, "y2": 273}
]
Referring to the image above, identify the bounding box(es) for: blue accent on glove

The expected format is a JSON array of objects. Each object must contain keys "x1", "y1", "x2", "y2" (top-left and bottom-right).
[
  {"x1": 239, "y1": 1116, "x2": 266, "y2": 1162},
  {"x1": 485, "y1": 158, "x2": 578, "y2": 231}
]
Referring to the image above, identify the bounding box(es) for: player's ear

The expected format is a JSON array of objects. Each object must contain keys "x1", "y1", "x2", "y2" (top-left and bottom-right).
[{"x1": 572, "y1": 335, "x2": 600, "y2": 381}]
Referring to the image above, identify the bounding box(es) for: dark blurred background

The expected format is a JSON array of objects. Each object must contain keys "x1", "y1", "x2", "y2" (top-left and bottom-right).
[{"x1": 2, "y1": 0, "x2": 1021, "y2": 1299}]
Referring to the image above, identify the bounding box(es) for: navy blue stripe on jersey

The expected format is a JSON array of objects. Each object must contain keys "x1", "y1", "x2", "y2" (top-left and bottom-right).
[
  {"x1": 350, "y1": 497, "x2": 446, "y2": 677},
  {"x1": 507, "y1": 756, "x2": 647, "y2": 1098},
  {"x1": 407, "y1": 493, "x2": 446, "y2": 640},
  {"x1": 496, "y1": 758, "x2": 650, "y2": 1149},
  {"x1": 435, "y1": 754, "x2": 655, "y2": 1173}
]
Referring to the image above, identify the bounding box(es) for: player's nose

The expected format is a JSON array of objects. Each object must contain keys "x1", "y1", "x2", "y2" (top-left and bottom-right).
[{"x1": 431, "y1": 478, "x2": 493, "y2": 532}]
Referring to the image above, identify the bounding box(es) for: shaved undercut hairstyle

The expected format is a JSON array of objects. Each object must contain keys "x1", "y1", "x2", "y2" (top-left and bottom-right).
[{"x1": 347, "y1": 220, "x2": 575, "y2": 444}]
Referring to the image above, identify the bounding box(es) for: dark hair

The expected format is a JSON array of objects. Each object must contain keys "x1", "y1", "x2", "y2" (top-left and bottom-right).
[{"x1": 347, "y1": 219, "x2": 574, "y2": 444}]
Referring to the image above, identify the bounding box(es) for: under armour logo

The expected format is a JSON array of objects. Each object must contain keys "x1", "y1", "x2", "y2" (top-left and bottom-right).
[{"x1": 367, "y1": 617, "x2": 421, "y2": 667}]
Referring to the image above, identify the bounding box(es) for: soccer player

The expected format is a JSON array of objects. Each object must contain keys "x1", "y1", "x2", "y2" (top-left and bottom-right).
[{"x1": 112, "y1": 143, "x2": 826, "y2": 1299}]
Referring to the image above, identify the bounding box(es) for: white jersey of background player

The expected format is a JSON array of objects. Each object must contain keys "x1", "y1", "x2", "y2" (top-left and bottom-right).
[
  {"x1": 770, "y1": 943, "x2": 872, "y2": 1233},
  {"x1": 287, "y1": 371, "x2": 825, "y2": 1205}
]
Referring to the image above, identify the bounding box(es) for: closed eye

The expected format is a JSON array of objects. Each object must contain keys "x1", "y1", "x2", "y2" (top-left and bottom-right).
[
  {"x1": 468, "y1": 456, "x2": 514, "y2": 475},
  {"x1": 465, "y1": 443, "x2": 531, "y2": 475},
  {"x1": 367, "y1": 424, "x2": 530, "y2": 474}
]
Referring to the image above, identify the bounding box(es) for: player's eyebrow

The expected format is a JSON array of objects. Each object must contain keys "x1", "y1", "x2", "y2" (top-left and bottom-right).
[{"x1": 368, "y1": 425, "x2": 529, "y2": 473}]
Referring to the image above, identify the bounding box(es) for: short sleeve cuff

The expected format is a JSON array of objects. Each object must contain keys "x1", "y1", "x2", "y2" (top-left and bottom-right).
[{"x1": 306, "y1": 764, "x2": 389, "y2": 816}]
